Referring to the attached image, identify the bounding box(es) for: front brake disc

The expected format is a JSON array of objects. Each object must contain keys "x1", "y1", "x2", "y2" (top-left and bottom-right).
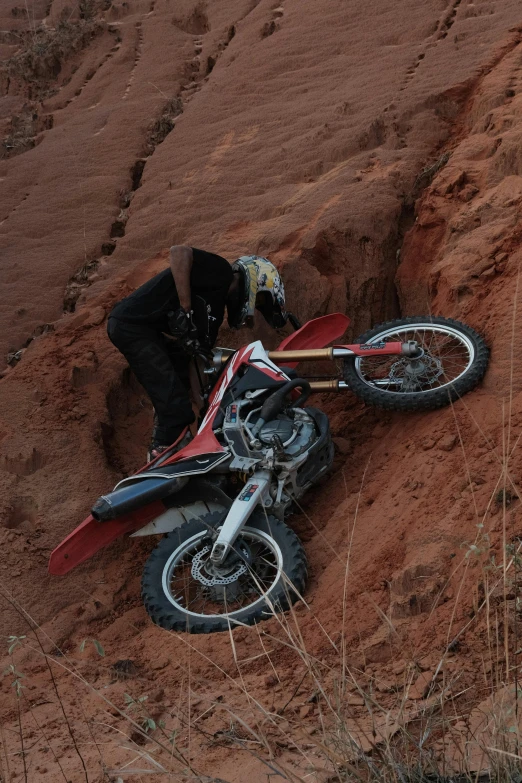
[{"x1": 191, "y1": 546, "x2": 248, "y2": 586}]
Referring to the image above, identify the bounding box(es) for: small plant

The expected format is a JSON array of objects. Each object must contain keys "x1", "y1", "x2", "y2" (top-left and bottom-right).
[
  {"x1": 78, "y1": 0, "x2": 96, "y2": 19},
  {"x1": 63, "y1": 259, "x2": 99, "y2": 312},
  {"x1": 462, "y1": 521, "x2": 490, "y2": 561},
  {"x1": 111, "y1": 658, "x2": 138, "y2": 680},
  {"x1": 2, "y1": 664, "x2": 25, "y2": 697},
  {"x1": 79, "y1": 638, "x2": 105, "y2": 656},
  {"x1": 1, "y1": 106, "x2": 53, "y2": 160},
  {"x1": 4, "y1": 635, "x2": 26, "y2": 697},
  {"x1": 142, "y1": 716, "x2": 162, "y2": 733},
  {"x1": 146, "y1": 97, "x2": 183, "y2": 152},
  {"x1": 7, "y1": 636, "x2": 26, "y2": 655},
  {"x1": 506, "y1": 541, "x2": 522, "y2": 567},
  {"x1": 123, "y1": 693, "x2": 165, "y2": 735},
  {"x1": 124, "y1": 692, "x2": 148, "y2": 712}
]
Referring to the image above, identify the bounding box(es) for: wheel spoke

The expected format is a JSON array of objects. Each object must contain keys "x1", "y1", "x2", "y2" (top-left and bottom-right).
[
  {"x1": 163, "y1": 529, "x2": 282, "y2": 619},
  {"x1": 355, "y1": 325, "x2": 474, "y2": 395}
]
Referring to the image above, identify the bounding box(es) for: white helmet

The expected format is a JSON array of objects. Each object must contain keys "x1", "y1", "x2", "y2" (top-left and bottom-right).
[{"x1": 229, "y1": 256, "x2": 288, "y2": 329}]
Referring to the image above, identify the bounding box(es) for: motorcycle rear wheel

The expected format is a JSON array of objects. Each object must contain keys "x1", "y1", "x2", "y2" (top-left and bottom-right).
[
  {"x1": 141, "y1": 510, "x2": 307, "y2": 633},
  {"x1": 343, "y1": 316, "x2": 489, "y2": 411}
]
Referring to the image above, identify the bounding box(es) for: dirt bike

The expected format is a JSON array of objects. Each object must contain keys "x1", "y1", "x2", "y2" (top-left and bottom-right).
[{"x1": 48, "y1": 313, "x2": 489, "y2": 633}]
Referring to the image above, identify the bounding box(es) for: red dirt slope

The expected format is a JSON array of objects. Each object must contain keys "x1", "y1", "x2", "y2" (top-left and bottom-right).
[{"x1": 2, "y1": 0, "x2": 522, "y2": 780}]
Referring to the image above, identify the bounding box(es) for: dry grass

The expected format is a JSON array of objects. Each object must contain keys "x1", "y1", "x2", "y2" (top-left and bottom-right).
[
  {"x1": 0, "y1": 104, "x2": 53, "y2": 160},
  {"x1": 2, "y1": 17, "x2": 102, "y2": 98},
  {"x1": 63, "y1": 259, "x2": 99, "y2": 312},
  {"x1": 3, "y1": 365, "x2": 522, "y2": 782},
  {"x1": 3, "y1": 386, "x2": 522, "y2": 782},
  {"x1": 3, "y1": 448, "x2": 522, "y2": 783},
  {"x1": 1, "y1": 291, "x2": 522, "y2": 782}
]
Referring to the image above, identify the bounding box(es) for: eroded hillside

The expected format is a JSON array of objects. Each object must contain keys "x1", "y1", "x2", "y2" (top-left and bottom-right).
[{"x1": 2, "y1": 0, "x2": 522, "y2": 780}]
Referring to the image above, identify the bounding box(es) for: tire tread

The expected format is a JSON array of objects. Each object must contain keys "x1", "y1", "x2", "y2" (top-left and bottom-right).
[{"x1": 141, "y1": 511, "x2": 307, "y2": 633}]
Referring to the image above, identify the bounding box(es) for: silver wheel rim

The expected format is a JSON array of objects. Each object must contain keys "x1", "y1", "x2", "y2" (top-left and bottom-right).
[
  {"x1": 355, "y1": 323, "x2": 476, "y2": 394},
  {"x1": 161, "y1": 526, "x2": 284, "y2": 620}
]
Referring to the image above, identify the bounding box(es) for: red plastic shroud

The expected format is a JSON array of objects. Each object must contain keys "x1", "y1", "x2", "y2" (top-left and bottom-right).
[{"x1": 48, "y1": 313, "x2": 360, "y2": 575}]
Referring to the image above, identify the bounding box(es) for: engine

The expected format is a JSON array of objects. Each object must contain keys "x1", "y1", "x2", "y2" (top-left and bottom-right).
[{"x1": 218, "y1": 398, "x2": 334, "y2": 519}]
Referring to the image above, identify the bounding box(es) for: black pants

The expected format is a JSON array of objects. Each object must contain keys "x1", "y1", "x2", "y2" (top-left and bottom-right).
[{"x1": 107, "y1": 317, "x2": 195, "y2": 444}]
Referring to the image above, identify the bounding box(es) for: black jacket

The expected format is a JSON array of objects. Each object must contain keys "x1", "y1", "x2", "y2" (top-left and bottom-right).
[{"x1": 109, "y1": 248, "x2": 233, "y2": 347}]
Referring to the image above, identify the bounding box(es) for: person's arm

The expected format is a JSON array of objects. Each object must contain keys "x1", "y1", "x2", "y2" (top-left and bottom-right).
[{"x1": 169, "y1": 245, "x2": 193, "y2": 311}]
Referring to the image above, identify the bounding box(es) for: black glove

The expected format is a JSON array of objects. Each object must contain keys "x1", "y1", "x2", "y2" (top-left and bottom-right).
[
  {"x1": 168, "y1": 307, "x2": 197, "y2": 337},
  {"x1": 167, "y1": 308, "x2": 201, "y2": 355}
]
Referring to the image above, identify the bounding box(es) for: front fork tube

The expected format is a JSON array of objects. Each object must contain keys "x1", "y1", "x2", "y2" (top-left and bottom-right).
[{"x1": 210, "y1": 471, "x2": 271, "y2": 566}]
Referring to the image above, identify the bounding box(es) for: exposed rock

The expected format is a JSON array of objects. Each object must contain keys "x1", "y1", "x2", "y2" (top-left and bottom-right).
[
  {"x1": 375, "y1": 678, "x2": 394, "y2": 693},
  {"x1": 408, "y1": 671, "x2": 434, "y2": 700},
  {"x1": 346, "y1": 693, "x2": 365, "y2": 706},
  {"x1": 438, "y1": 434, "x2": 458, "y2": 452}
]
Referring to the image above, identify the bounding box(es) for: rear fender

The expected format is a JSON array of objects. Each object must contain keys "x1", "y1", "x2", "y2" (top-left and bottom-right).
[
  {"x1": 48, "y1": 501, "x2": 165, "y2": 575},
  {"x1": 48, "y1": 478, "x2": 234, "y2": 574}
]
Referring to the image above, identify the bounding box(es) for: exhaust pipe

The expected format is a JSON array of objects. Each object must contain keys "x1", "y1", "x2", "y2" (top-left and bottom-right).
[{"x1": 91, "y1": 475, "x2": 188, "y2": 522}]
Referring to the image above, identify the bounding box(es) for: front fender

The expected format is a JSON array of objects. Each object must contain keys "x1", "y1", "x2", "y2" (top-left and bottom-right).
[{"x1": 276, "y1": 313, "x2": 350, "y2": 359}]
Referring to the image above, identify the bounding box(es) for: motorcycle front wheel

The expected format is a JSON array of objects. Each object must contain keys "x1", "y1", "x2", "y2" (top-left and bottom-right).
[
  {"x1": 141, "y1": 510, "x2": 307, "y2": 633},
  {"x1": 343, "y1": 316, "x2": 489, "y2": 411}
]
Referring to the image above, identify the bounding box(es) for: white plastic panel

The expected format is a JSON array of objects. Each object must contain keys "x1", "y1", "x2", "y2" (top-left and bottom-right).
[{"x1": 130, "y1": 501, "x2": 225, "y2": 536}]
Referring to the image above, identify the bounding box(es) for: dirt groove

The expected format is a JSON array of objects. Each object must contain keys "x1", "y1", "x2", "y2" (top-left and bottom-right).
[{"x1": 2, "y1": 0, "x2": 522, "y2": 780}]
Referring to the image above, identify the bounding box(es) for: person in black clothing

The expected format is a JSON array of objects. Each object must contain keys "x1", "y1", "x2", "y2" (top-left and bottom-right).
[{"x1": 107, "y1": 246, "x2": 291, "y2": 461}]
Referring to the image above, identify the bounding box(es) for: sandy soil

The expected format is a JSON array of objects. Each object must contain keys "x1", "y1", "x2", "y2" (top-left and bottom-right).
[{"x1": 2, "y1": 0, "x2": 522, "y2": 780}]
